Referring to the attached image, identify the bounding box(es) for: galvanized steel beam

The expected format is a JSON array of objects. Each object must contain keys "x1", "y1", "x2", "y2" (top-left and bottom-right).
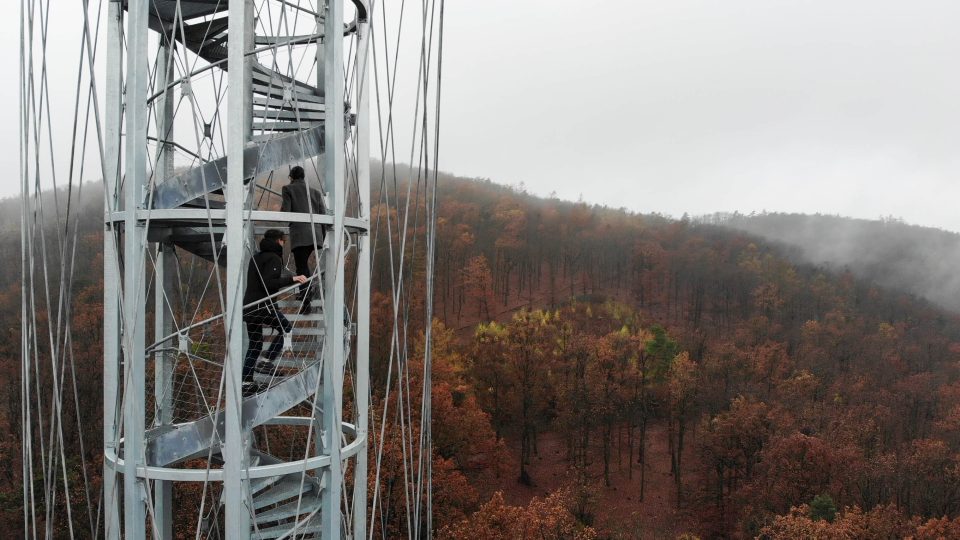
[
  {"x1": 102, "y1": 1, "x2": 123, "y2": 538},
  {"x1": 322, "y1": 0, "x2": 346, "y2": 537},
  {"x1": 153, "y1": 38, "x2": 176, "y2": 540},
  {"x1": 224, "y1": 0, "x2": 255, "y2": 537},
  {"x1": 122, "y1": 0, "x2": 149, "y2": 538},
  {"x1": 353, "y1": 12, "x2": 371, "y2": 540}
]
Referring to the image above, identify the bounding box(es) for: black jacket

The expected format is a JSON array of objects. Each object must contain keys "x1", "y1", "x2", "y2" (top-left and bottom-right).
[
  {"x1": 243, "y1": 238, "x2": 294, "y2": 320},
  {"x1": 281, "y1": 178, "x2": 326, "y2": 249}
]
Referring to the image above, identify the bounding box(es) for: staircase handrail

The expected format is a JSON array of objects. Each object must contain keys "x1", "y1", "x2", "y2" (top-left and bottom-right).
[{"x1": 145, "y1": 270, "x2": 320, "y2": 354}]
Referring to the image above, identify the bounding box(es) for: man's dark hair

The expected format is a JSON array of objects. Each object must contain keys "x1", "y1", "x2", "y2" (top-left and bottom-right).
[
  {"x1": 289, "y1": 165, "x2": 305, "y2": 180},
  {"x1": 264, "y1": 229, "x2": 285, "y2": 241}
]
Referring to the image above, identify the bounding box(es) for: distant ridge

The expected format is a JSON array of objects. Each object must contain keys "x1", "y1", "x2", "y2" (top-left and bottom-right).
[{"x1": 707, "y1": 211, "x2": 960, "y2": 312}]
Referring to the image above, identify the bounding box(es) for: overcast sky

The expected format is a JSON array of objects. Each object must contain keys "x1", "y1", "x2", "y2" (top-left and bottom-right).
[{"x1": 7, "y1": 1, "x2": 960, "y2": 232}]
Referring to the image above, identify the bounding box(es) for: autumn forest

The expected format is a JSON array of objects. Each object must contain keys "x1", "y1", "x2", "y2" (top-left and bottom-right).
[{"x1": 5, "y1": 169, "x2": 960, "y2": 538}]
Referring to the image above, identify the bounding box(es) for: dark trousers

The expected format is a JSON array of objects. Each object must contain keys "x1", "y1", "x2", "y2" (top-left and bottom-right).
[
  {"x1": 292, "y1": 245, "x2": 315, "y2": 295},
  {"x1": 243, "y1": 311, "x2": 292, "y2": 381}
]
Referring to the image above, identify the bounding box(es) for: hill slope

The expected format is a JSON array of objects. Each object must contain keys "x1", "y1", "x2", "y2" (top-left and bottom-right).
[
  {"x1": 708, "y1": 212, "x2": 960, "y2": 312},
  {"x1": 5, "y1": 171, "x2": 960, "y2": 538}
]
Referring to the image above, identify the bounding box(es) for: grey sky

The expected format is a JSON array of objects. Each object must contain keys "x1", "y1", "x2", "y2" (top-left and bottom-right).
[
  {"x1": 439, "y1": 0, "x2": 960, "y2": 231},
  {"x1": 7, "y1": 1, "x2": 960, "y2": 232}
]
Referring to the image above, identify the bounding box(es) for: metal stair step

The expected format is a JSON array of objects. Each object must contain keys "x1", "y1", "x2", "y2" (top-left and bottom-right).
[
  {"x1": 288, "y1": 340, "x2": 322, "y2": 354},
  {"x1": 252, "y1": 515, "x2": 322, "y2": 539},
  {"x1": 264, "y1": 326, "x2": 326, "y2": 337},
  {"x1": 274, "y1": 357, "x2": 320, "y2": 369},
  {"x1": 253, "y1": 107, "x2": 326, "y2": 122},
  {"x1": 253, "y1": 475, "x2": 319, "y2": 510},
  {"x1": 254, "y1": 496, "x2": 323, "y2": 525},
  {"x1": 251, "y1": 67, "x2": 319, "y2": 94},
  {"x1": 253, "y1": 96, "x2": 325, "y2": 112},
  {"x1": 252, "y1": 74, "x2": 322, "y2": 104},
  {"x1": 146, "y1": 0, "x2": 226, "y2": 23},
  {"x1": 249, "y1": 451, "x2": 287, "y2": 495},
  {"x1": 276, "y1": 299, "x2": 322, "y2": 309},
  {"x1": 262, "y1": 339, "x2": 323, "y2": 351},
  {"x1": 253, "y1": 120, "x2": 323, "y2": 132},
  {"x1": 252, "y1": 83, "x2": 324, "y2": 104},
  {"x1": 263, "y1": 324, "x2": 351, "y2": 338},
  {"x1": 284, "y1": 313, "x2": 325, "y2": 323},
  {"x1": 145, "y1": 360, "x2": 322, "y2": 466}
]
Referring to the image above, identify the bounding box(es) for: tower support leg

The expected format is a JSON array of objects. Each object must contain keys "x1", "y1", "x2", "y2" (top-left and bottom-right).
[
  {"x1": 225, "y1": 0, "x2": 254, "y2": 538},
  {"x1": 103, "y1": 0, "x2": 123, "y2": 538},
  {"x1": 123, "y1": 1, "x2": 149, "y2": 538},
  {"x1": 153, "y1": 38, "x2": 176, "y2": 540},
  {"x1": 353, "y1": 14, "x2": 372, "y2": 540},
  {"x1": 323, "y1": 0, "x2": 346, "y2": 537}
]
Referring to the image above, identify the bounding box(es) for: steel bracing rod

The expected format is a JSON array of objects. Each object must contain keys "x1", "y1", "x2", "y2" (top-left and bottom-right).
[
  {"x1": 364, "y1": 0, "x2": 445, "y2": 532},
  {"x1": 365, "y1": 2, "x2": 396, "y2": 532},
  {"x1": 419, "y1": 3, "x2": 443, "y2": 534},
  {"x1": 21, "y1": 3, "x2": 107, "y2": 534},
  {"x1": 412, "y1": 0, "x2": 442, "y2": 533},
  {"x1": 369, "y1": 0, "x2": 419, "y2": 533},
  {"x1": 19, "y1": 1, "x2": 39, "y2": 536},
  {"x1": 378, "y1": 0, "x2": 438, "y2": 528},
  {"x1": 24, "y1": 0, "x2": 109, "y2": 536},
  {"x1": 20, "y1": 2, "x2": 41, "y2": 537},
  {"x1": 24, "y1": 0, "x2": 74, "y2": 534},
  {"x1": 61, "y1": 2, "x2": 109, "y2": 532},
  {"x1": 412, "y1": 0, "x2": 434, "y2": 527}
]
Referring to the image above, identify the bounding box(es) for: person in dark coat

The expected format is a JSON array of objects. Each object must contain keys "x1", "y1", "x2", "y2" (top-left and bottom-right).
[
  {"x1": 281, "y1": 165, "x2": 326, "y2": 311},
  {"x1": 242, "y1": 229, "x2": 307, "y2": 384}
]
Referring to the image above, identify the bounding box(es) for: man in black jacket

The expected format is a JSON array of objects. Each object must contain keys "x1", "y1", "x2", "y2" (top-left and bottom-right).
[
  {"x1": 281, "y1": 165, "x2": 326, "y2": 312},
  {"x1": 242, "y1": 229, "x2": 307, "y2": 385}
]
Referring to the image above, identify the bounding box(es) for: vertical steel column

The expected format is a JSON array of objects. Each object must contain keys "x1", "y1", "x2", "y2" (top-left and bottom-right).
[
  {"x1": 225, "y1": 0, "x2": 254, "y2": 538},
  {"x1": 123, "y1": 0, "x2": 149, "y2": 538},
  {"x1": 323, "y1": 0, "x2": 346, "y2": 537},
  {"x1": 353, "y1": 13, "x2": 371, "y2": 540},
  {"x1": 316, "y1": 30, "x2": 325, "y2": 100},
  {"x1": 153, "y1": 40, "x2": 176, "y2": 540},
  {"x1": 152, "y1": 243, "x2": 174, "y2": 539},
  {"x1": 103, "y1": 1, "x2": 123, "y2": 539}
]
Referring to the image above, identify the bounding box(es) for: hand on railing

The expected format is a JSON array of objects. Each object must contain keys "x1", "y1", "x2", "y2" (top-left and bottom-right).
[{"x1": 146, "y1": 272, "x2": 320, "y2": 353}]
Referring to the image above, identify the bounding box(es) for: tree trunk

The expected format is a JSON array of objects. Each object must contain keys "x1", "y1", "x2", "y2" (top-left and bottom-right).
[
  {"x1": 675, "y1": 418, "x2": 686, "y2": 507},
  {"x1": 638, "y1": 416, "x2": 647, "y2": 501}
]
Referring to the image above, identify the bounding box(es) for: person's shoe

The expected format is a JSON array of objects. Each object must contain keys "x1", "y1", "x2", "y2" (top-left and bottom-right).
[
  {"x1": 242, "y1": 381, "x2": 262, "y2": 397},
  {"x1": 254, "y1": 360, "x2": 276, "y2": 375}
]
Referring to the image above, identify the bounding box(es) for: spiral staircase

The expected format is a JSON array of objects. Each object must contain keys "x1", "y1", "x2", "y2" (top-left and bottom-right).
[{"x1": 133, "y1": 1, "x2": 348, "y2": 537}]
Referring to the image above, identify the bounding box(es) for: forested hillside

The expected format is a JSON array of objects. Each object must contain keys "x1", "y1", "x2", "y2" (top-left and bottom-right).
[
  {"x1": 5, "y1": 170, "x2": 960, "y2": 538},
  {"x1": 708, "y1": 211, "x2": 960, "y2": 312}
]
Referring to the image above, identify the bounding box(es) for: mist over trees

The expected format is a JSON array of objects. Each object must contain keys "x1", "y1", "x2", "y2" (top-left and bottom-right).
[{"x1": 708, "y1": 211, "x2": 960, "y2": 312}]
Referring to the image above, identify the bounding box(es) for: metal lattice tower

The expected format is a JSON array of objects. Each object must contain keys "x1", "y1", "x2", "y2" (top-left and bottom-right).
[
  {"x1": 20, "y1": 0, "x2": 443, "y2": 535},
  {"x1": 100, "y1": 0, "x2": 371, "y2": 538}
]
